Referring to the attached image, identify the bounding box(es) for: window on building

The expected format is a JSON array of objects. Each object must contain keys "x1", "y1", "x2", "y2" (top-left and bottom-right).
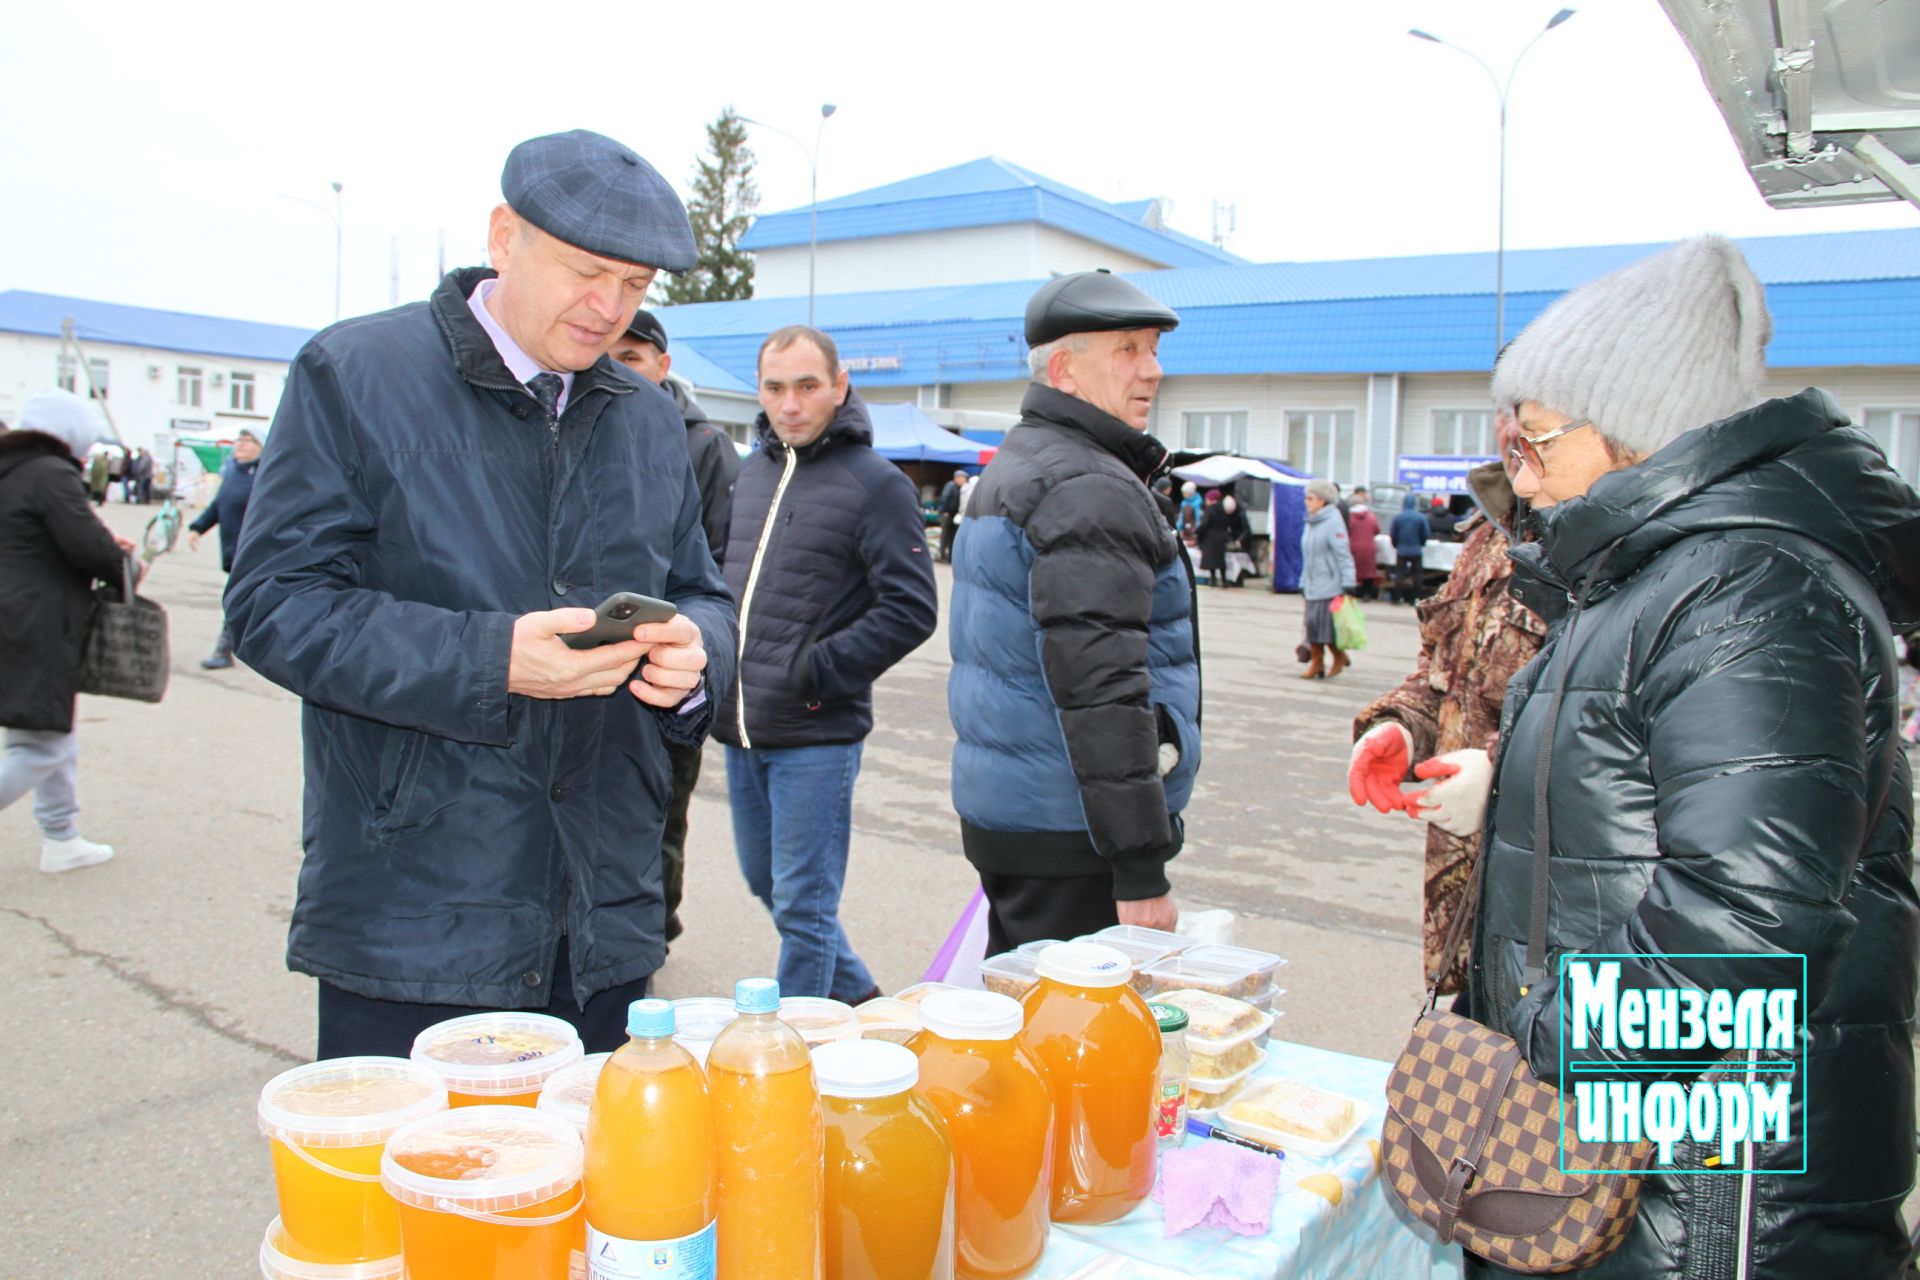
[
  {"x1": 84, "y1": 357, "x2": 109, "y2": 400},
  {"x1": 1430, "y1": 409, "x2": 1493, "y2": 457},
  {"x1": 230, "y1": 371, "x2": 256, "y2": 413},
  {"x1": 56, "y1": 352, "x2": 77, "y2": 393},
  {"x1": 1863, "y1": 408, "x2": 1920, "y2": 488},
  {"x1": 1283, "y1": 409, "x2": 1361, "y2": 486},
  {"x1": 1181, "y1": 410, "x2": 1249, "y2": 454},
  {"x1": 177, "y1": 366, "x2": 203, "y2": 408}
]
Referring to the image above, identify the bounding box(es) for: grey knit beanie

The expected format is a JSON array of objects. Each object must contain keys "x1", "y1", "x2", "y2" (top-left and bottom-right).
[{"x1": 1491, "y1": 236, "x2": 1771, "y2": 458}]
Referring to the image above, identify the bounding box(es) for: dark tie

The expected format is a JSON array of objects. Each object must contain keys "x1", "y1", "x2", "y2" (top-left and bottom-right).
[{"x1": 527, "y1": 373, "x2": 564, "y2": 421}]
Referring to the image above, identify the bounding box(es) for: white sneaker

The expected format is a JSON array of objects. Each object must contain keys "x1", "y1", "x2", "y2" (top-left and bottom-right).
[{"x1": 40, "y1": 835, "x2": 114, "y2": 874}]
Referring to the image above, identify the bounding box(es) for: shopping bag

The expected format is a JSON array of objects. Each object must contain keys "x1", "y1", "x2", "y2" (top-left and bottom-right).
[
  {"x1": 78, "y1": 554, "x2": 169, "y2": 703},
  {"x1": 923, "y1": 887, "x2": 990, "y2": 988},
  {"x1": 1331, "y1": 594, "x2": 1368, "y2": 652}
]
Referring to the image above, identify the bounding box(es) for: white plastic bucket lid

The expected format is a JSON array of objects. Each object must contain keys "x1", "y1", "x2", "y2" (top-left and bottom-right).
[
  {"x1": 257, "y1": 1056, "x2": 447, "y2": 1149},
  {"x1": 920, "y1": 989, "x2": 1023, "y2": 1042},
  {"x1": 535, "y1": 1052, "x2": 610, "y2": 1135},
  {"x1": 813, "y1": 1040, "x2": 919, "y2": 1099},
  {"x1": 1035, "y1": 941, "x2": 1133, "y2": 989},
  {"x1": 779, "y1": 996, "x2": 861, "y2": 1046},
  {"x1": 259, "y1": 1217, "x2": 404, "y2": 1280},
  {"x1": 380, "y1": 1105, "x2": 583, "y2": 1217},
  {"x1": 409, "y1": 1012, "x2": 584, "y2": 1097}
]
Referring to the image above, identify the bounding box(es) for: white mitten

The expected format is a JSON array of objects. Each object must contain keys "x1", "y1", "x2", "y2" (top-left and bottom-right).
[{"x1": 1409, "y1": 748, "x2": 1493, "y2": 837}]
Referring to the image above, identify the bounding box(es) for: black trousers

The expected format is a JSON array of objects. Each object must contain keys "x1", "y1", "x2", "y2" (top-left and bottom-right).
[
  {"x1": 1392, "y1": 553, "x2": 1424, "y2": 603},
  {"x1": 315, "y1": 935, "x2": 650, "y2": 1059},
  {"x1": 978, "y1": 870, "x2": 1120, "y2": 957},
  {"x1": 937, "y1": 515, "x2": 958, "y2": 562},
  {"x1": 660, "y1": 740, "x2": 704, "y2": 932}
]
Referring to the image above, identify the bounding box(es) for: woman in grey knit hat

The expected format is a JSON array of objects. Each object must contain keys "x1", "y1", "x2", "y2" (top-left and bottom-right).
[{"x1": 1448, "y1": 236, "x2": 1920, "y2": 1278}]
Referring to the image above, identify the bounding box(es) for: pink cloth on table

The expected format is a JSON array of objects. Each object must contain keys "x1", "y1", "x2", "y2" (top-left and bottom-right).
[{"x1": 1151, "y1": 1141, "x2": 1281, "y2": 1237}]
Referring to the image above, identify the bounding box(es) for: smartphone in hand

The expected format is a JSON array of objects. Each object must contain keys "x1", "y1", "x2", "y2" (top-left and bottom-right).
[{"x1": 561, "y1": 592, "x2": 679, "y2": 650}]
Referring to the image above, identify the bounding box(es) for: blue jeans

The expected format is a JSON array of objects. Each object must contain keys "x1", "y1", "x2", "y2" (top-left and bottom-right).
[{"x1": 725, "y1": 742, "x2": 875, "y2": 1001}]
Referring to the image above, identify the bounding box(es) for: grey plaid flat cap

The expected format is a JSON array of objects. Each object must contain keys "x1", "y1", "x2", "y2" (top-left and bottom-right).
[{"x1": 502, "y1": 129, "x2": 697, "y2": 273}]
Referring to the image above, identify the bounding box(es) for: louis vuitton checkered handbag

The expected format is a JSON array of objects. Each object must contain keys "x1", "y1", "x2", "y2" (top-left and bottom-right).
[{"x1": 1382, "y1": 573, "x2": 1649, "y2": 1272}]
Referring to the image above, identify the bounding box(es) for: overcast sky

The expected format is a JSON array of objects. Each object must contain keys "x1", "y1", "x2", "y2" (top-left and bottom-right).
[{"x1": 4, "y1": 0, "x2": 1913, "y2": 331}]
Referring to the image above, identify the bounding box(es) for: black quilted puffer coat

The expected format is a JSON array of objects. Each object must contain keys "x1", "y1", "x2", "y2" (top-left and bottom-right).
[
  {"x1": 1466, "y1": 389, "x2": 1920, "y2": 1279},
  {"x1": 714, "y1": 389, "x2": 937, "y2": 751}
]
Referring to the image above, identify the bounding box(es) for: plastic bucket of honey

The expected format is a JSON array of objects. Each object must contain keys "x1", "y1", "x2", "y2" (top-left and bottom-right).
[
  {"x1": 256, "y1": 1056, "x2": 447, "y2": 1261},
  {"x1": 409, "y1": 1012, "x2": 584, "y2": 1107}
]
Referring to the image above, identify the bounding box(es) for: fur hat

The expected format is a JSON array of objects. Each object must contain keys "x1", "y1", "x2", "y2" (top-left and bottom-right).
[
  {"x1": 19, "y1": 388, "x2": 104, "y2": 459},
  {"x1": 1491, "y1": 236, "x2": 1771, "y2": 458}
]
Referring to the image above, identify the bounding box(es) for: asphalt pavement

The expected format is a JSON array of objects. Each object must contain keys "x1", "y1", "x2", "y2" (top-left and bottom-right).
[{"x1": 3, "y1": 499, "x2": 1443, "y2": 1277}]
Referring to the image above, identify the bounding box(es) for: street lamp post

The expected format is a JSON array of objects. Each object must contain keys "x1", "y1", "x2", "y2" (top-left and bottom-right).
[
  {"x1": 1410, "y1": 9, "x2": 1575, "y2": 361},
  {"x1": 280, "y1": 181, "x2": 346, "y2": 322},
  {"x1": 741, "y1": 105, "x2": 838, "y2": 327}
]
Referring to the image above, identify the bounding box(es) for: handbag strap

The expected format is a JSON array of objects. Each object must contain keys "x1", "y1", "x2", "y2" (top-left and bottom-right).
[
  {"x1": 117, "y1": 551, "x2": 135, "y2": 603},
  {"x1": 1434, "y1": 1037, "x2": 1524, "y2": 1245}
]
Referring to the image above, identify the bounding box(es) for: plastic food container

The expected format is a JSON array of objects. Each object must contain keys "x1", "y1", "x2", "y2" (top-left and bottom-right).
[
  {"x1": 1184, "y1": 1061, "x2": 1261, "y2": 1116},
  {"x1": 1217, "y1": 1078, "x2": 1369, "y2": 1158},
  {"x1": 979, "y1": 951, "x2": 1043, "y2": 1000},
  {"x1": 780, "y1": 996, "x2": 861, "y2": 1047},
  {"x1": 1014, "y1": 939, "x2": 1063, "y2": 955},
  {"x1": 894, "y1": 982, "x2": 966, "y2": 1006},
  {"x1": 1148, "y1": 989, "x2": 1274, "y2": 1046},
  {"x1": 259, "y1": 1216, "x2": 405, "y2": 1280},
  {"x1": 1141, "y1": 947, "x2": 1284, "y2": 1001},
  {"x1": 409, "y1": 1012, "x2": 584, "y2": 1106},
  {"x1": 669, "y1": 997, "x2": 736, "y2": 1066},
  {"x1": 1071, "y1": 933, "x2": 1176, "y2": 992},
  {"x1": 855, "y1": 997, "x2": 923, "y2": 1045},
  {"x1": 534, "y1": 1052, "x2": 610, "y2": 1136},
  {"x1": 1091, "y1": 923, "x2": 1197, "y2": 955}
]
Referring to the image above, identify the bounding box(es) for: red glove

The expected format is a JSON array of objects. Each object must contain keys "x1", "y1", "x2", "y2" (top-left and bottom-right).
[{"x1": 1347, "y1": 723, "x2": 1415, "y2": 813}]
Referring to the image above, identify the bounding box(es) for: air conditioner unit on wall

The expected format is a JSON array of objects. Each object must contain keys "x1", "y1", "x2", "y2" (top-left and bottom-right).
[
  {"x1": 211, "y1": 372, "x2": 226, "y2": 388},
  {"x1": 147, "y1": 365, "x2": 161, "y2": 379}
]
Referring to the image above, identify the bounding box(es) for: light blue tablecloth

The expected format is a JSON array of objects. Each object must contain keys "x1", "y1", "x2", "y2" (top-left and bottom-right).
[{"x1": 1030, "y1": 1038, "x2": 1465, "y2": 1280}]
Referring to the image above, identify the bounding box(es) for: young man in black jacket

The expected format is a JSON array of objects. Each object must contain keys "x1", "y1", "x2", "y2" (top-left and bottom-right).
[
  {"x1": 612, "y1": 309, "x2": 739, "y2": 943},
  {"x1": 714, "y1": 326, "x2": 937, "y2": 1001}
]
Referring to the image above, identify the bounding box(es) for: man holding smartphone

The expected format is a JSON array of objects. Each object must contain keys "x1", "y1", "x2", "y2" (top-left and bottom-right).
[
  {"x1": 225, "y1": 131, "x2": 738, "y2": 1057},
  {"x1": 715, "y1": 325, "x2": 937, "y2": 1002}
]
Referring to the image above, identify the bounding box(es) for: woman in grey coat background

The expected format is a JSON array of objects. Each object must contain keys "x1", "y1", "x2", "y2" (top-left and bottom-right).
[{"x1": 1298, "y1": 477, "x2": 1357, "y2": 679}]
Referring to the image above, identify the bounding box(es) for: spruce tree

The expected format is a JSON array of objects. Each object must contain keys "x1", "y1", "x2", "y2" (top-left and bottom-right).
[{"x1": 661, "y1": 108, "x2": 758, "y2": 304}]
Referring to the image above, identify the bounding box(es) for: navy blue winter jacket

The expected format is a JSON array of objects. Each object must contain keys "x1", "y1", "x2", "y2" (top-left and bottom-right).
[
  {"x1": 949, "y1": 384, "x2": 1202, "y2": 900},
  {"x1": 1390, "y1": 494, "x2": 1432, "y2": 555},
  {"x1": 715, "y1": 389, "x2": 937, "y2": 750},
  {"x1": 224, "y1": 267, "x2": 738, "y2": 1008},
  {"x1": 188, "y1": 453, "x2": 258, "y2": 572}
]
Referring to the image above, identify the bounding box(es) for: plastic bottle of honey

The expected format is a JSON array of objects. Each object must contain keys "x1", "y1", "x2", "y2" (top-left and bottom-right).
[
  {"x1": 1018, "y1": 943, "x2": 1161, "y2": 1224},
  {"x1": 912, "y1": 990, "x2": 1053, "y2": 1280},
  {"x1": 815, "y1": 1039, "x2": 955, "y2": 1280},
  {"x1": 708, "y1": 978, "x2": 824, "y2": 1280},
  {"x1": 584, "y1": 999, "x2": 716, "y2": 1278}
]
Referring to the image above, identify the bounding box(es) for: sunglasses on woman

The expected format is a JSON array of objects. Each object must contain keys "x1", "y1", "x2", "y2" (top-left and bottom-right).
[{"x1": 1510, "y1": 418, "x2": 1593, "y2": 476}]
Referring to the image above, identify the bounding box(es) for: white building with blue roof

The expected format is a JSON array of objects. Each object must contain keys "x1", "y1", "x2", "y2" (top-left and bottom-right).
[{"x1": 667, "y1": 158, "x2": 1920, "y2": 512}]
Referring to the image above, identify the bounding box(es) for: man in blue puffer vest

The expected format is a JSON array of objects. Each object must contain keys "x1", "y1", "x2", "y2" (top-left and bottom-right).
[{"x1": 949, "y1": 271, "x2": 1202, "y2": 953}]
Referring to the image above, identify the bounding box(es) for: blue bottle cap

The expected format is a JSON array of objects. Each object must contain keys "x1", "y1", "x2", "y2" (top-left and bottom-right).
[
  {"x1": 734, "y1": 977, "x2": 780, "y2": 1015},
  {"x1": 626, "y1": 997, "x2": 676, "y2": 1039}
]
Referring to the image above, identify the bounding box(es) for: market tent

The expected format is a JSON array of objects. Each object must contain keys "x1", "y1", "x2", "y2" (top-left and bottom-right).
[
  {"x1": 1170, "y1": 454, "x2": 1313, "y2": 592},
  {"x1": 865, "y1": 403, "x2": 985, "y2": 465}
]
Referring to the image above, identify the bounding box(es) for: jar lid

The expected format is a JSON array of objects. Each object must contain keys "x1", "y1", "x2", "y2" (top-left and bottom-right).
[
  {"x1": 259, "y1": 1217, "x2": 405, "y2": 1279},
  {"x1": 409, "y1": 1013, "x2": 584, "y2": 1097},
  {"x1": 380, "y1": 1105, "x2": 582, "y2": 1214},
  {"x1": 1035, "y1": 941, "x2": 1133, "y2": 988},
  {"x1": 1149, "y1": 1002, "x2": 1190, "y2": 1034},
  {"x1": 812, "y1": 1040, "x2": 919, "y2": 1099},
  {"x1": 257, "y1": 1056, "x2": 447, "y2": 1149},
  {"x1": 921, "y1": 989, "x2": 1023, "y2": 1041},
  {"x1": 534, "y1": 1052, "x2": 609, "y2": 1135}
]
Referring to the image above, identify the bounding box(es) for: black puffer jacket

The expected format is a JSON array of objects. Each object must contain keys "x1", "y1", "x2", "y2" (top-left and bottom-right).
[
  {"x1": 0, "y1": 431, "x2": 127, "y2": 732},
  {"x1": 1466, "y1": 389, "x2": 1920, "y2": 1278},
  {"x1": 665, "y1": 378, "x2": 739, "y2": 566},
  {"x1": 714, "y1": 390, "x2": 937, "y2": 750}
]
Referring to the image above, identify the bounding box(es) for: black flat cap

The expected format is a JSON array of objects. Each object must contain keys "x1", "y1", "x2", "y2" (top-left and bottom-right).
[
  {"x1": 502, "y1": 130, "x2": 698, "y2": 273},
  {"x1": 624, "y1": 309, "x2": 669, "y2": 351},
  {"x1": 1024, "y1": 269, "x2": 1179, "y2": 346}
]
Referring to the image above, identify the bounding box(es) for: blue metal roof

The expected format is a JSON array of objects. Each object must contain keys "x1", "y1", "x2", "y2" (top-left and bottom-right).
[
  {"x1": 661, "y1": 227, "x2": 1920, "y2": 387},
  {"x1": 0, "y1": 290, "x2": 314, "y2": 362},
  {"x1": 665, "y1": 341, "x2": 752, "y2": 394},
  {"x1": 739, "y1": 157, "x2": 1246, "y2": 270}
]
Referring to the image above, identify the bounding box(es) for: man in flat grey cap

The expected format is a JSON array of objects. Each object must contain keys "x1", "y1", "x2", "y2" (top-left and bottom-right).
[
  {"x1": 226, "y1": 129, "x2": 739, "y2": 1057},
  {"x1": 946, "y1": 269, "x2": 1203, "y2": 951}
]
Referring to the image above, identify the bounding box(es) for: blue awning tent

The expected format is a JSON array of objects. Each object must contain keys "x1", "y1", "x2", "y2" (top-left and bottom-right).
[
  {"x1": 865, "y1": 402, "x2": 985, "y2": 465},
  {"x1": 1170, "y1": 454, "x2": 1313, "y2": 591}
]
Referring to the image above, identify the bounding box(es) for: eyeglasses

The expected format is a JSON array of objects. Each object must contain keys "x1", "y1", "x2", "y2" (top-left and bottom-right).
[{"x1": 1509, "y1": 418, "x2": 1592, "y2": 477}]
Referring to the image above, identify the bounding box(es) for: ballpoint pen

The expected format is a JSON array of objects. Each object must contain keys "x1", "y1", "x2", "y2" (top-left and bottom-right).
[{"x1": 1187, "y1": 1115, "x2": 1287, "y2": 1159}]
